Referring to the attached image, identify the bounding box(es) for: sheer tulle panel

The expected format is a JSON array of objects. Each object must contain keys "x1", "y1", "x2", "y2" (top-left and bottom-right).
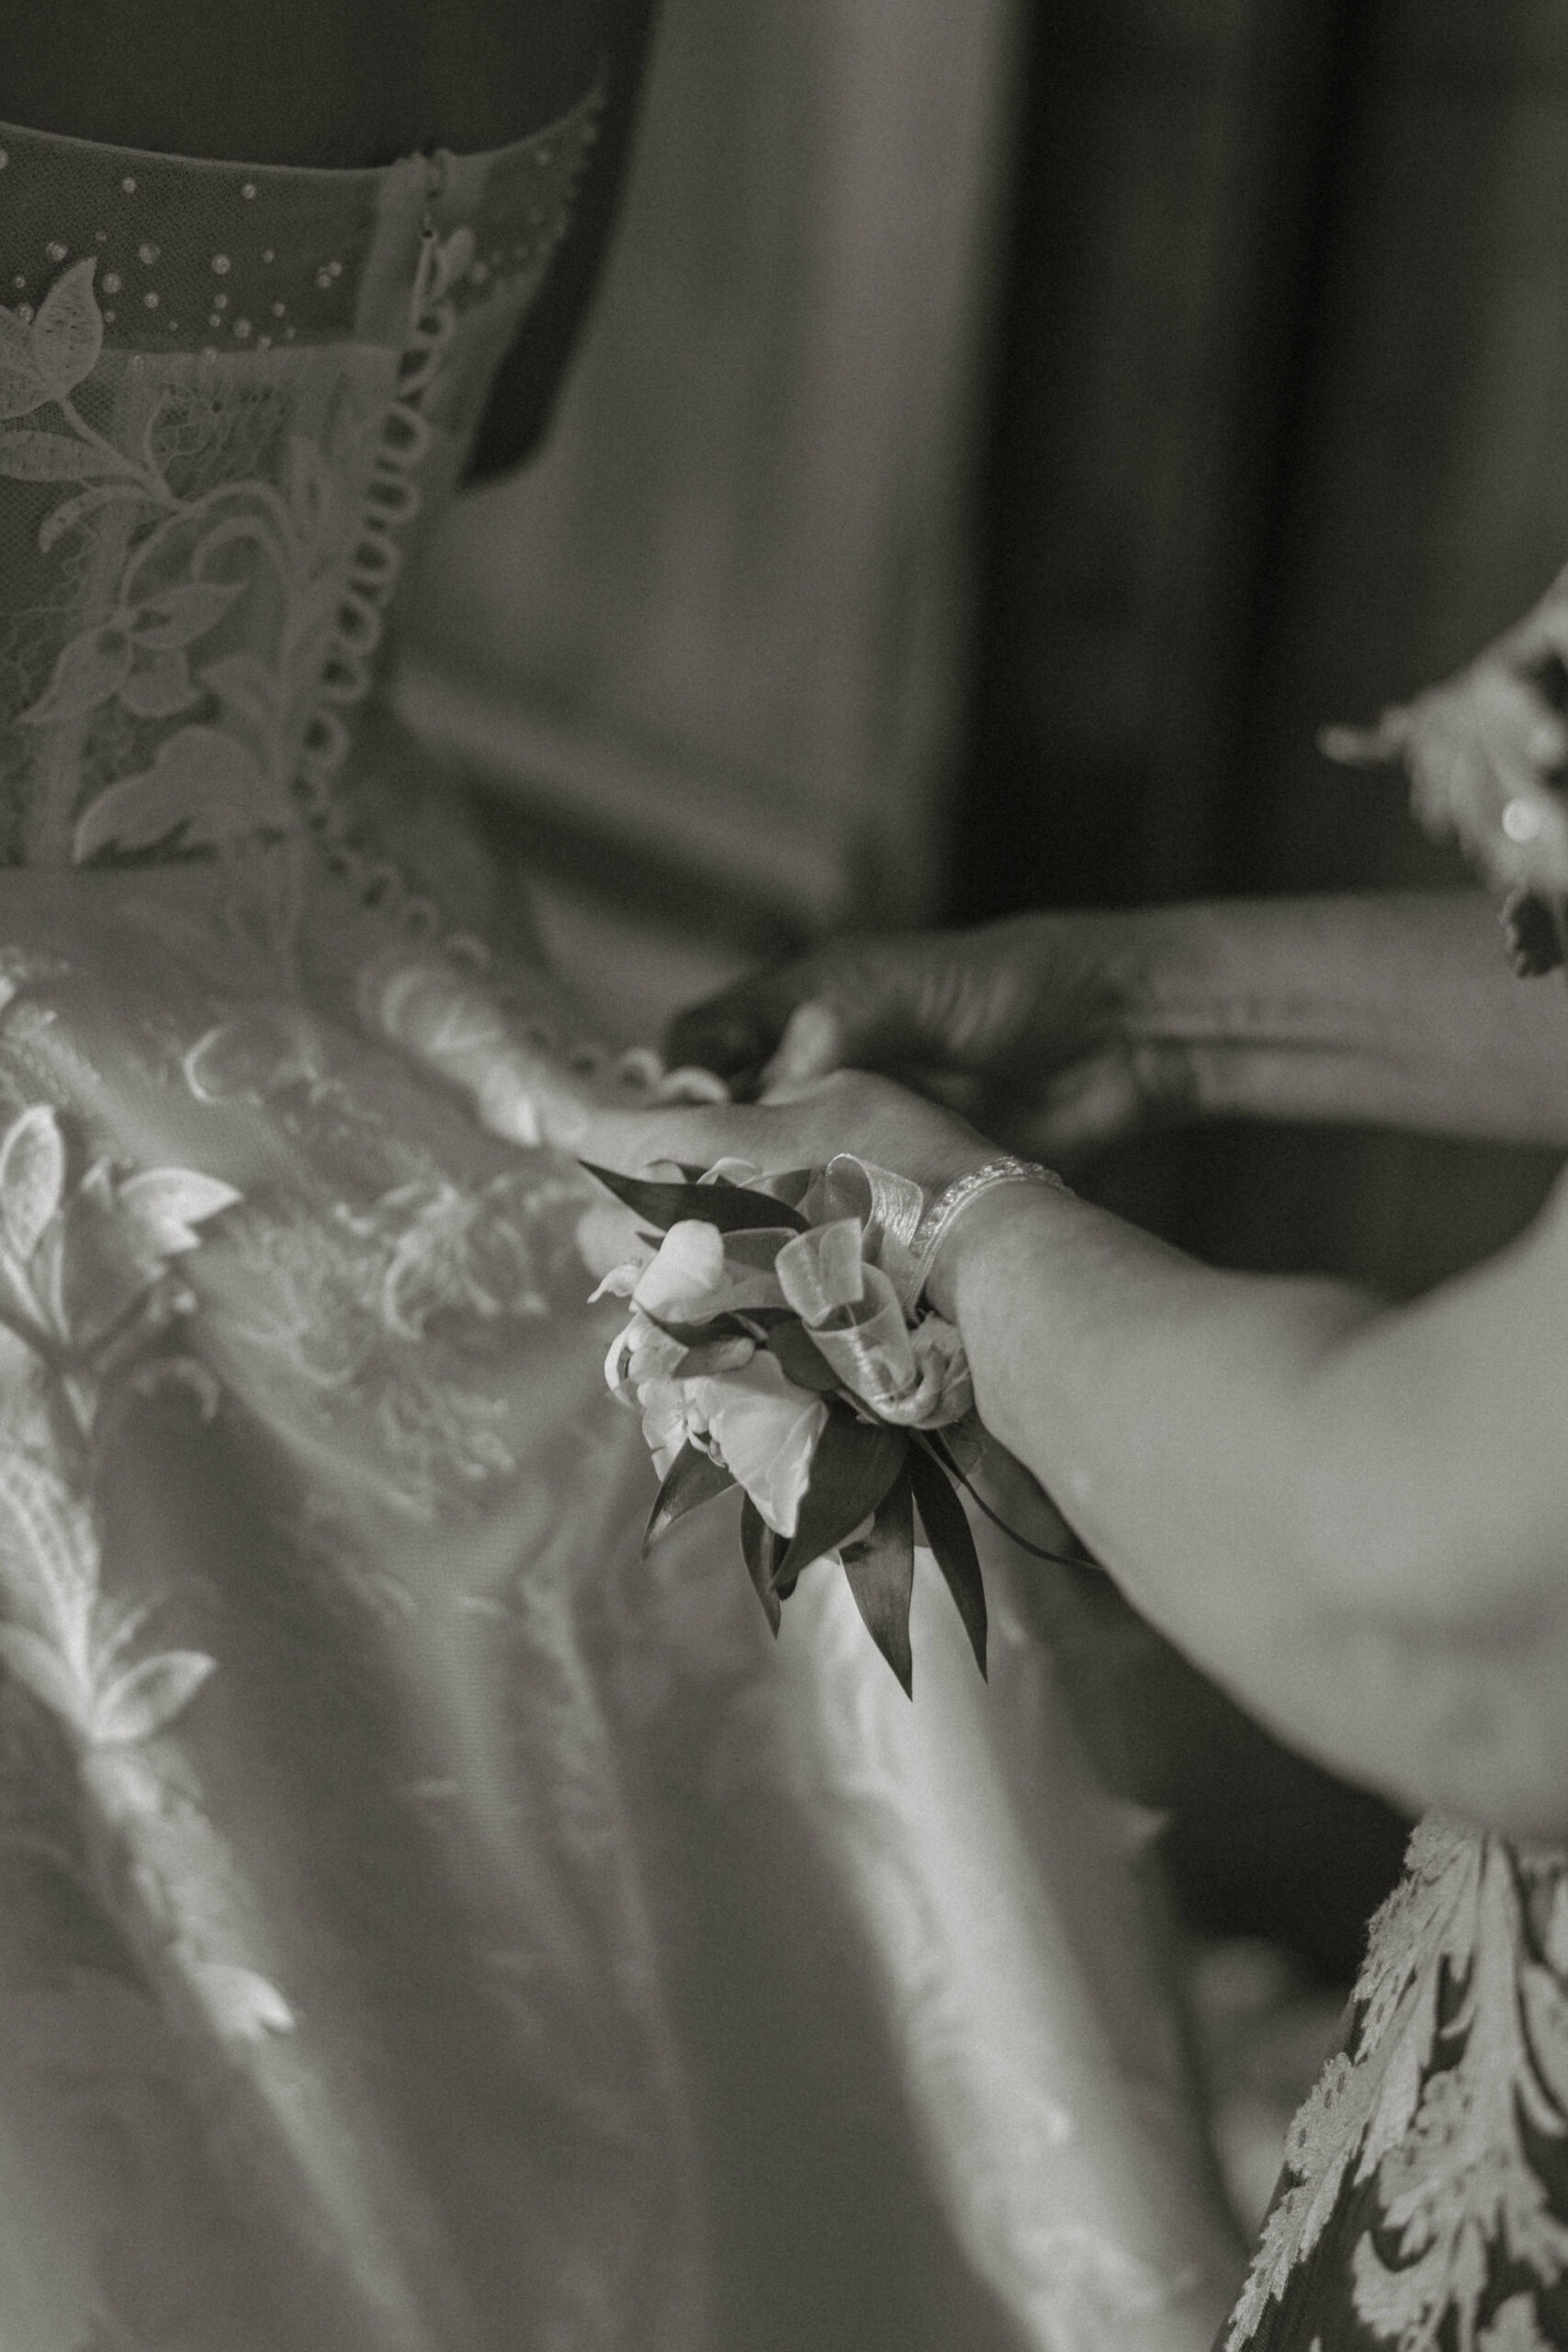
[{"x1": 0, "y1": 96, "x2": 602, "y2": 870}]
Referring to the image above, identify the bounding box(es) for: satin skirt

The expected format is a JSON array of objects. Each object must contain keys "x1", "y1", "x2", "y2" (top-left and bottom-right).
[{"x1": 0, "y1": 853, "x2": 1243, "y2": 2351}]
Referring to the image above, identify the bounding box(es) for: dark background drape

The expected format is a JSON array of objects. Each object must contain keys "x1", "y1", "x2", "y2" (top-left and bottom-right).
[{"x1": 958, "y1": 0, "x2": 1568, "y2": 1978}]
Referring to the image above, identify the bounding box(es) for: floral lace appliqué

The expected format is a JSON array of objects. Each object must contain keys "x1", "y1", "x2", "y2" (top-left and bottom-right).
[
  {"x1": 0, "y1": 87, "x2": 604, "y2": 885},
  {"x1": 0, "y1": 1094, "x2": 299, "y2": 2054},
  {"x1": 2, "y1": 259, "x2": 367, "y2": 865},
  {"x1": 1227, "y1": 1818, "x2": 1568, "y2": 2352}
]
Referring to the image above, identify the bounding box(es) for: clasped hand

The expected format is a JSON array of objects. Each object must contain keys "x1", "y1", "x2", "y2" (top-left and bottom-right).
[
  {"x1": 660, "y1": 910, "x2": 1191, "y2": 1160},
  {"x1": 497, "y1": 910, "x2": 1189, "y2": 1192}
]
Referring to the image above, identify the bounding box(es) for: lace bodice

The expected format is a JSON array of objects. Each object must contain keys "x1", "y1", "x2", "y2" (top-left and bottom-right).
[{"x1": 0, "y1": 96, "x2": 604, "y2": 877}]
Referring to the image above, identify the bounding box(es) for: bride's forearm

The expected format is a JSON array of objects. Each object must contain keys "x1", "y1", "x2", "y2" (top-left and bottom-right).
[
  {"x1": 931, "y1": 1176, "x2": 1568, "y2": 1836},
  {"x1": 1125, "y1": 893, "x2": 1568, "y2": 1142}
]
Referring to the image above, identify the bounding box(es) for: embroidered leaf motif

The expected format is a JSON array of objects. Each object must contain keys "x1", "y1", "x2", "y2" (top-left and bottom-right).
[
  {"x1": 0, "y1": 430, "x2": 136, "y2": 482},
  {"x1": 29, "y1": 257, "x2": 105, "y2": 398},
  {"x1": 1229, "y1": 1831, "x2": 1568, "y2": 2352},
  {"x1": 0, "y1": 1622, "x2": 90, "y2": 1730},
  {"x1": 0, "y1": 1103, "x2": 66, "y2": 1262},
  {"x1": 91, "y1": 1650, "x2": 217, "y2": 1745},
  {"x1": 0, "y1": 1453, "x2": 96, "y2": 1662},
  {"x1": 73, "y1": 725, "x2": 291, "y2": 861},
  {"x1": 186, "y1": 1959, "x2": 295, "y2": 2042},
  {"x1": 114, "y1": 1168, "x2": 242, "y2": 1258},
  {"x1": 38, "y1": 482, "x2": 146, "y2": 552},
  {"x1": 0, "y1": 309, "x2": 49, "y2": 420},
  {"x1": 20, "y1": 625, "x2": 135, "y2": 725},
  {"x1": 130, "y1": 580, "x2": 243, "y2": 652}
]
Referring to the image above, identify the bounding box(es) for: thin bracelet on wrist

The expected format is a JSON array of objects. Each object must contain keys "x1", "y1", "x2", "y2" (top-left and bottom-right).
[{"x1": 908, "y1": 1157, "x2": 1069, "y2": 1305}]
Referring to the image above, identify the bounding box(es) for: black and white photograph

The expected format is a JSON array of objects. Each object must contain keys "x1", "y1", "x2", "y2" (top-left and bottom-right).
[{"x1": 2, "y1": 5, "x2": 1568, "y2": 2346}]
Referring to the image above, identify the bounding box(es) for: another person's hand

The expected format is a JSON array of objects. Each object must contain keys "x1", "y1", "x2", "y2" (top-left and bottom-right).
[
  {"x1": 663, "y1": 912, "x2": 1197, "y2": 1160},
  {"x1": 1323, "y1": 562, "x2": 1568, "y2": 971}
]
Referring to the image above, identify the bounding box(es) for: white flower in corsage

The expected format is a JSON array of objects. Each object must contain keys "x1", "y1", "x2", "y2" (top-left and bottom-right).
[{"x1": 581, "y1": 1154, "x2": 997, "y2": 1694}]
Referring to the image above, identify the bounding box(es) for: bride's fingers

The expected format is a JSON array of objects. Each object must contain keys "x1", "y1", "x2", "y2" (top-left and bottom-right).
[
  {"x1": 560, "y1": 1097, "x2": 767, "y2": 1174},
  {"x1": 754, "y1": 1069, "x2": 842, "y2": 1106}
]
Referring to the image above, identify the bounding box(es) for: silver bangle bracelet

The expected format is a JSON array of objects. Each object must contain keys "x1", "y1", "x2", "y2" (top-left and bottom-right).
[{"x1": 908, "y1": 1157, "x2": 1069, "y2": 1303}]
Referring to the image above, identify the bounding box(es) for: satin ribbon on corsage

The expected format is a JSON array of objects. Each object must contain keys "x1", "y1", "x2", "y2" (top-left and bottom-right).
[{"x1": 579, "y1": 1152, "x2": 1064, "y2": 1693}]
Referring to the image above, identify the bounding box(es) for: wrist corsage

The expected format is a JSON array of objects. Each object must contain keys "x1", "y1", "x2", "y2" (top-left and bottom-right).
[{"x1": 580, "y1": 1152, "x2": 1066, "y2": 1693}]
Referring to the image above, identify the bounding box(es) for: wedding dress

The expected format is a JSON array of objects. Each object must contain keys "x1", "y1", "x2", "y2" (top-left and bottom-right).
[{"x1": 0, "y1": 94, "x2": 1243, "y2": 2352}]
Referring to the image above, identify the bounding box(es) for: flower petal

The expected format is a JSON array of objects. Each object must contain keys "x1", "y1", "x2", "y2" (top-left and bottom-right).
[
  {"x1": 694, "y1": 1354, "x2": 828, "y2": 1537},
  {"x1": 638, "y1": 1378, "x2": 710, "y2": 1482},
  {"x1": 577, "y1": 1201, "x2": 655, "y2": 1283},
  {"x1": 632, "y1": 1219, "x2": 728, "y2": 1318},
  {"x1": 699, "y1": 1159, "x2": 766, "y2": 1189},
  {"x1": 588, "y1": 1259, "x2": 649, "y2": 1304},
  {"x1": 625, "y1": 1312, "x2": 688, "y2": 1387}
]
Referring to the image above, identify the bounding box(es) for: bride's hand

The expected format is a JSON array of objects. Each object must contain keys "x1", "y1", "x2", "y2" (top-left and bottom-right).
[
  {"x1": 544, "y1": 1067, "x2": 1002, "y2": 1201},
  {"x1": 358, "y1": 939, "x2": 1028, "y2": 1191}
]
